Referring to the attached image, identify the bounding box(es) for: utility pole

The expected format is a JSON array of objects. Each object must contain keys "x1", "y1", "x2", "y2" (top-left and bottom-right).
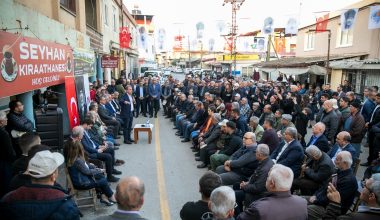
[
  {"x1": 223, "y1": 0, "x2": 244, "y2": 76},
  {"x1": 200, "y1": 41, "x2": 203, "y2": 68},
  {"x1": 188, "y1": 35, "x2": 191, "y2": 69},
  {"x1": 266, "y1": 34, "x2": 271, "y2": 62}
]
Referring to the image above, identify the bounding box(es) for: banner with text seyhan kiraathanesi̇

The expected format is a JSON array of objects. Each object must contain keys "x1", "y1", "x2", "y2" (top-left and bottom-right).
[{"x1": 0, "y1": 31, "x2": 73, "y2": 98}]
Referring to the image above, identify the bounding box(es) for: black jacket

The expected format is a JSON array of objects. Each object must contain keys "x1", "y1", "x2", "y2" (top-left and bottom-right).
[
  {"x1": 219, "y1": 133, "x2": 243, "y2": 156},
  {"x1": 304, "y1": 152, "x2": 335, "y2": 184},
  {"x1": 259, "y1": 128, "x2": 279, "y2": 153},
  {"x1": 307, "y1": 134, "x2": 330, "y2": 153},
  {"x1": 6, "y1": 112, "x2": 34, "y2": 133},
  {"x1": 98, "y1": 104, "x2": 113, "y2": 121},
  {"x1": 271, "y1": 140, "x2": 304, "y2": 178},
  {"x1": 204, "y1": 125, "x2": 222, "y2": 146},
  {"x1": 242, "y1": 158, "x2": 274, "y2": 203},
  {"x1": 314, "y1": 168, "x2": 358, "y2": 214}
]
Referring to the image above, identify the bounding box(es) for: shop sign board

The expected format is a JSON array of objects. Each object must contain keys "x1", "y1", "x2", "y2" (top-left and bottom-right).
[
  {"x1": 73, "y1": 48, "x2": 95, "y2": 76},
  {"x1": 101, "y1": 55, "x2": 118, "y2": 68},
  {"x1": 0, "y1": 31, "x2": 74, "y2": 98}
]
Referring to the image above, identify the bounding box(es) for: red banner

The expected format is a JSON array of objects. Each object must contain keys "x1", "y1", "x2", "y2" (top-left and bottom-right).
[
  {"x1": 65, "y1": 76, "x2": 80, "y2": 129},
  {"x1": 275, "y1": 38, "x2": 286, "y2": 54},
  {"x1": 119, "y1": 27, "x2": 131, "y2": 49},
  {"x1": 316, "y1": 13, "x2": 329, "y2": 33},
  {"x1": 0, "y1": 31, "x2": 73, "y2": 98},
  {"x1": 101, "y1": 55, "x2": 118, "y2": 68},
  {"x1": 173, "y1": 35, "x2": 184, "y2": 51}
]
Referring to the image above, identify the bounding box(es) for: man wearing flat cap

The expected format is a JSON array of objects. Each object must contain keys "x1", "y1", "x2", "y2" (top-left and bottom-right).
[
  {"x1": 343, "y1": 100, "x2": 365, "y2": 159},
  {"x1": 278, "y1": 114, "x2": 295, "y2": 141},
  {"x1": 1, "y1": 150, "x2": 80, "y2": 219}
]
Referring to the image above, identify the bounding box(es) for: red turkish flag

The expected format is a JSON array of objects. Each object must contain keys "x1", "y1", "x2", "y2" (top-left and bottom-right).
[
  {"x1": 316, "y1": 13, "x2": 329, "y2": 33},
  {"x1": 65, "y1": 76, "x2": 80, "y2": 129},
  {"x1": 119, "y1": 27, "x2": 131, "y2": 49}
]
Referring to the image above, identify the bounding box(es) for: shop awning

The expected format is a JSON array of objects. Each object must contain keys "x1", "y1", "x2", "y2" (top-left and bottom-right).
[
  {"x1": 330, "y1": 59, "x2": 380, "y2": 70},
  {"x1": 261, "y1": 65, "x2": 327, "y2": 76},
  {"x1": 253, "y1": 54, "x2": 367, "y2": 68}
]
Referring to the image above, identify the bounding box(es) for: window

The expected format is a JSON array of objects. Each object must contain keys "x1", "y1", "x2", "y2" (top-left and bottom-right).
[
  {"x1": 60, "y1": 0, "x2": 76, "y2": 14},
  {"x1": 85, "y1": 0, "x2": 97, "y2": 28},
  {"x1": 336, "y1": 27, "x2": 353, "y2": 47},
  {"x1": 113, "y1": 6, "x2": 117, "y2": 32},
  {"x1": 104, "y1": 4, "x2": 108, "y2": 26},
  {"x1": 304, "y1": 32, "x2": 315, "y2": 50}
]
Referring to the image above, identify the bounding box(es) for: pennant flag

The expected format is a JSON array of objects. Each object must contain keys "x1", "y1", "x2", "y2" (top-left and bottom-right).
[
  {"x1": 208, "y1": 38, "x2": 215, "y2": 51},
  {"x1": 65, "y1": 76, "x2": 80, "y2": 129},
  {"x1": 252, "y1": 37, "x2": 265, "y2": 52},
  {"x1": 157, "y1": 28, "x2": 166, "y2": 51},
  {"x1": 341, "y1": 9, "x2": 358, "y2": 30},
  {"x1": 274, "y1": 38, "x2": 286, "y2": 54},
  {"x1": 196, "y1": 22, "x2": 205, "y2": 39},
  {"x1": 285, "y1": 17, "x2": 299, "y2": 35},
  {"x1": 119, "y1": 27, "x2": 131, "y2": 49},
  {"x1": 173, "y1": 35, "x2": 184, "y2": 51},
  {"x1": 316, "y1": 13, "x2": 329, "y2": 33},
  {"x1": 368, "y1": 5, "x2": 380, "y2": 29},
  {"x1": 263, "y1": 17, "x2": 274, "y2": 34}
]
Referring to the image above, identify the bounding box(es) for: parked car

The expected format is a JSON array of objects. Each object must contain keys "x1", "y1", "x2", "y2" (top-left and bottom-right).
[{"x1": 144, "y1": 70, "x2": 162, "y2": 78}]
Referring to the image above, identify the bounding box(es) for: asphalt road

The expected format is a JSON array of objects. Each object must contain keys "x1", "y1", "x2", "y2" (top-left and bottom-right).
[
  {"x1": 81, "y1": 72, "x2": 208, "y2": 219},
  {"x1": 79, "y1": 72, "x2": 368, "y2": 219}
]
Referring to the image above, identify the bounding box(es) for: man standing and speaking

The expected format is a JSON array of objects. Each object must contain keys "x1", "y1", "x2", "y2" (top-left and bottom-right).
[{"x1": 120, "y1": 85, "x2": 134, "y2": 144}]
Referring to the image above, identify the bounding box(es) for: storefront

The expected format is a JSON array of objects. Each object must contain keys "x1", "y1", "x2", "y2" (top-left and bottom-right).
[{"x1": 0, "y1": 31, "x2": 74, "y2": 126}]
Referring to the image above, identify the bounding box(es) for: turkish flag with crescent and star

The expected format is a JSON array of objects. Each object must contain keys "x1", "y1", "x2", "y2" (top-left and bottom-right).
[
  {"x1": 119, "y1": 27, "x2": 131, "y2": 49},
  {"x1": 65, "y1": 76, "x2": 80, "y2": 129},
  {"x1": 316, "y1": 13, "x2": 329, "y2": 33}
]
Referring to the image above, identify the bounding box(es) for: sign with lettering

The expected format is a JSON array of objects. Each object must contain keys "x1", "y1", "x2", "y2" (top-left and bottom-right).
[
  {"x1": 73, "y1": 48, "x2": 95, "y2": 76},
  {"x1": 101, "y1": 55, "x2": 118, "y2": 68},
  {"x1": 0, "y1": 31, "x2": 73, "y2": 98}
]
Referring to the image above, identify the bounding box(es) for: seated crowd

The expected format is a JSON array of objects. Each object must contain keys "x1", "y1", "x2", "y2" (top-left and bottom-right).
[
  {"x1": 157, "y1": 76, "x2": 380, "y2": 219},
  {"x1": 1, "y1": 74, "x2": 380, "y2": 219}
]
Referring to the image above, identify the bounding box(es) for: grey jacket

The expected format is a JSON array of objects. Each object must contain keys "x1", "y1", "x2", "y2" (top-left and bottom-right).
[
  {"x1": 96, "y1": 211, "x2": 148, "y2": 220},
  {"x1": 320, "y1": 109, "x2": 339, "y2": 142},
  {"x1": 237, "y1": 191, "x2": 308, "y2": 220}
]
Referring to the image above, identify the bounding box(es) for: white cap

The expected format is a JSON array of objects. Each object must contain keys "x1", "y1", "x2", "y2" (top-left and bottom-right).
[
  {"x1": 26, "y1": 150, "x2": 64, "y2": 178},
  {"x1": 218, "y1": 119, "x2": 229, "y2": 126}
]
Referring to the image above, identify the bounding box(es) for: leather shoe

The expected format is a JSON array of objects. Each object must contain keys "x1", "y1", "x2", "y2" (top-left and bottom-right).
[
  {"x1": 181, "y1": 139, "x2": 190, "y2": 142},
  {"x1": 129, "y1": 139, "x2": 135, "y2": 142},
  {"x1": 197, "y1": 163, "x2": 207, "y2": 168},
  {"x1": 124, "y1": 141, "x2": 132, "y2": 144},
  {"x1": 116, "y1": 159, "x2": 125, "y2": 164},
  {"x1": 195, "y1": 157, "x2": 201, "y2": 161},
  {"x1": 114, "y1": 142, "x2": 121, "y2": 146},
  {"x1": 107, "y1": 175, "x2": 120, "y2": 182},
  {"x1": 360, "y1": 162, "x2": 370, "y2": 166},
  {"x1": 115, "y1": 136, "x2": 121, "y2": 139},
  {"x1": 112, "y1": 169, "x2": 122, "y2": 175},
  {"x1": 192, "y1": 148, "x2": 199, "y2": 152},
  {"x1": 194, "y1": 152, "x2": 200, "y2": 157},
  {"x1": 100, "y1": 199, "x2": 114, "y2": 206},
  {"x1": 114, "y1": 147, "x2": 120, "y2": 150}
]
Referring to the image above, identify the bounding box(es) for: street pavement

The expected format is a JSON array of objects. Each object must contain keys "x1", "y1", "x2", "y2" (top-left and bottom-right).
[{"x1": 78, "y1": 72, "x2": 368, "y2": 219}]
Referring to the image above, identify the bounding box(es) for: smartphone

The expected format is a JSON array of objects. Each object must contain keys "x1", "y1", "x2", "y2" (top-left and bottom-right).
[{"x1": 331, "y1": 174, "x2": 338, "y2": 188}]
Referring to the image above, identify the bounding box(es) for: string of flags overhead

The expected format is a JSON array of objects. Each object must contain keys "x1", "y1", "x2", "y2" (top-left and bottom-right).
[{"x1": 262, "y1": 5, "x2": 380, "y2": 35}]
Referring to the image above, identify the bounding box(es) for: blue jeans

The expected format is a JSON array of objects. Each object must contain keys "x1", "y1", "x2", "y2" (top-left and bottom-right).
[
  {"x1": 184, "y1": 123, "x2": 195, "y2": 139},
  {"x1": 351, "y1": 143, "x2": 361, "y2": 159},
  {"x1": 191, "y1": 130, "x2": 200, "y2": 140},
  {"x1": 175, "y1": 114, "x2": 184, "y2": 128}
]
